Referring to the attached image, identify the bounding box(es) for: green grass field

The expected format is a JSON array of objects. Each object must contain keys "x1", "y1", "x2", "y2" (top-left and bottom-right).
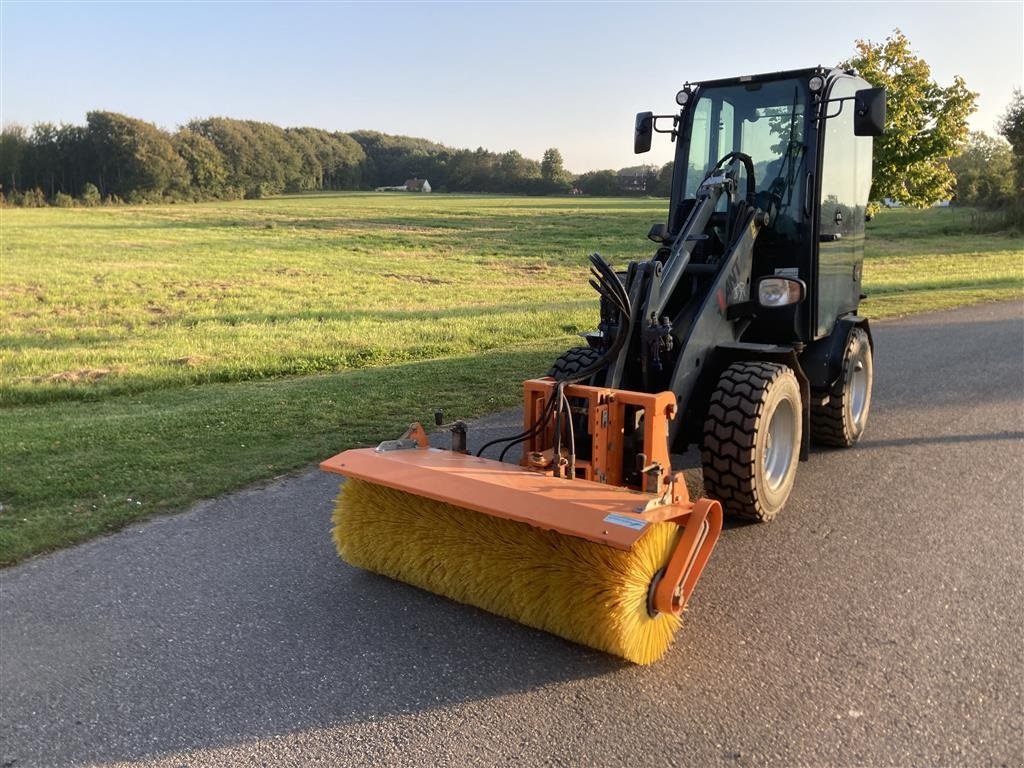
[{"x1": 2, "y1": 194, "x2": 1021, "y2": 564}]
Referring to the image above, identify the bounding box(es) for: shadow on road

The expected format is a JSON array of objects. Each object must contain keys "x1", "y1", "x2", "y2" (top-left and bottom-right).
[{"x1": 0, "y1": 469, "x2": 633, "y2": 767}]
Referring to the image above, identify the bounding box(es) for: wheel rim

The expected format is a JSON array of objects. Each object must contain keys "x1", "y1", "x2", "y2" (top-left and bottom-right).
[
  {"x1": 849, "y1": 349, "x2": 869, "y2": 427},
  {"x1": 763, "y1": 398, "x2": 796, "y2": 491}
]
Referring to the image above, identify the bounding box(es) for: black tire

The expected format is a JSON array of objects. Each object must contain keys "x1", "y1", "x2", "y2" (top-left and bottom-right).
[
  {"x1": 811, "y1": 327, "x2": 873, "y2": 448},
  {"x1": 547, "y1": 346, "x2": 603, "y2": 383},
  {"x1": 701, "y1": 361, "x2": 802, "y2": 522}
]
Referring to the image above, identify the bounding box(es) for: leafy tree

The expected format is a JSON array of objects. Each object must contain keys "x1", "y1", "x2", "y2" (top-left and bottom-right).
[
  {"x1": 172, "y1": 129, "x2": 228, "y2": 197},
  {"x1": 0, "y1": 124, "x2": 29, "y2": 192},
  {"x1": 27, "y1": 122, "x2": 61, "y2": 196},
  {"x1": 284, "y1": 128, "x2": 322, "y2": 191},
  {"x1": 189, "y1": 118, "x2": 263, "y2": 197},
  {"x1": 541, "y1": 148, "x2": 571, "y2": 189},
  {"x1": 652, "y1": 162, "x2": 673, "y2": 197},
  {"x1": 79, "y1": 182, "x2": 101, "y2": 206},
  {"x1": 997, "y1": 89, "x2": 1024, "y2": 194},
  {"x1": 349, "y1": 130, "x2": 453, "y2": 188},
  {"x1": 948, "y1": 132, "x2": 1014, "y2": 207},
  {"x1": 243, "y1": 120, "x2": 303, "y2": 195},
  {"x1": 289, "y1": 128, "x2": 364, "y2": 190},
  {"x1": 56, "y1": 124, "x2": 92, "y2": 196},
  {"x1": 497, "y1": 150, "x2": 541, "y2": 192},
  {"x1": 86, "y1": 111, "x2": 188, "y2": 199},
  {"x1": 574, "y1": 170, "x2": 620, "y2": 196},
  {"x1": 617, "y1": 164, "x2": 659, "y2": 178},
  {"x1": 844, "y1": 29, "x2": 977, "y2": 207},
  {"x1": 190, "y1": 118, "x2": 312, "y2": 197},
  {"x1": 4, "y1": 109, "x2": 683, "y2": 204}
]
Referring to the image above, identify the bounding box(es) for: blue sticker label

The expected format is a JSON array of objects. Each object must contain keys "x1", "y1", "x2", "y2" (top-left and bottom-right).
[{"x1": 603, "y1": 513, "x2": 648, "y2": 531}]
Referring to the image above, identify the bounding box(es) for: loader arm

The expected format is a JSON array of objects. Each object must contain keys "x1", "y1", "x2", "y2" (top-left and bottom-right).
[
  {"x1": 663, "y1": 202, "x2": 764, "y2": 442},
  {"x1": 603, "y1": 165, "x2": 769, "y2": 447}
]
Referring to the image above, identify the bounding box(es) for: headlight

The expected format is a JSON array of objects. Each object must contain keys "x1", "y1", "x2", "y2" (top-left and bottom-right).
[
  {"x1": 758, "y1": 277, "x2": 806, "y2": 307},
  {"x1": 675, "y1": 89, "x2": 690, "y2": 106}
]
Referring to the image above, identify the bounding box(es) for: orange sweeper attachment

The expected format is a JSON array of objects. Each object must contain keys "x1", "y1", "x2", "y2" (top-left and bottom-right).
[
  {"x1": 322, "y1": 347, "x2": 722, "y2": 665},
  {"x1": 321, "y1": 382, "x2": 722, "y2": 664}
]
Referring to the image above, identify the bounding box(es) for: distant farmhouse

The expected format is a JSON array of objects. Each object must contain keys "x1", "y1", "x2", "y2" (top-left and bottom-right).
[
  {"x1": 617, "y1": 166, "x2": 657, "y2": 193},
  {"x1": 375, "y1": 178, "x2": 431, "y2": 193}
]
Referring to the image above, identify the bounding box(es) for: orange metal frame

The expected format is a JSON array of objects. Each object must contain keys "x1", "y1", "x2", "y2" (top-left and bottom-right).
[{"x1": 522, "y1": 379, "x2": 677, "y2": 493}]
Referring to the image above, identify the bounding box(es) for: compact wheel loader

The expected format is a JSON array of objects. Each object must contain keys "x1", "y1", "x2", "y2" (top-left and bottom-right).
[{"x1": 321, "y1": 67, "x2": 887, "y2": 664}]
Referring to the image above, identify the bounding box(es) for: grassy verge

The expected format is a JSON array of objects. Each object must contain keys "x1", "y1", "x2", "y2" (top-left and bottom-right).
[
  {"x1": 862, "y1": 207, "x2": 1023, "y2": 316},
  {"x1": 0, "y1": 340, "x2": 571, "y2": 564},
  {"x1": 1, "y1": 197, "x2": 1021, "y2": 564}
]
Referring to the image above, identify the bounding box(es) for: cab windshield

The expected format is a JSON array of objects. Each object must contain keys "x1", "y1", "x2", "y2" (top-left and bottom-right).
[{"x1": 681, "y1": 79, "x2": 809, "y2": 220}]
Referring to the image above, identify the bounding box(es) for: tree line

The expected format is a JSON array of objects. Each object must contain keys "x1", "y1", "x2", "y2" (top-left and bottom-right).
[
  {"x1": 0, "y1": 113, "x2": 663, "y2": 205},
  {"x1": 1, "y1": 30, "x2": 1019, "y2": 215},
  {"x1": 0, "y1": 114, "x2": 367, "y2": 204}
]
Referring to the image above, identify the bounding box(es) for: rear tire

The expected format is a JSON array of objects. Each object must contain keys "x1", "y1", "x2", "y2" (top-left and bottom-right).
[
  {"x1": 811, "y1": 327, "x2": 873, "y2": 448},
  {"x1": 548, "y1": 347, "x2": 603, "y2": 383},
  {"x1": 701, "y1": 362, "x2": 802, "y2": 522}
]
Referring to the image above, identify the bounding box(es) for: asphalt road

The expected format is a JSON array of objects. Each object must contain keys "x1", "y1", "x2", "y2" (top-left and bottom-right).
[{"x1": 2, "y1": 301, "x2": 1023, "y2": 768}]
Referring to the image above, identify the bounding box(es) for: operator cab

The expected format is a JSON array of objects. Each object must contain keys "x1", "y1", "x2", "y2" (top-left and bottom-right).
[{"x1": 636, "y1": 68, "x2": 883, "y2": 346}]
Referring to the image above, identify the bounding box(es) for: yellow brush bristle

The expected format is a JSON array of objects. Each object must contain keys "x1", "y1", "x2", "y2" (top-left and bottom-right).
[{"x1": 332, "y1": 479, "x2": 684, "y2": 665}]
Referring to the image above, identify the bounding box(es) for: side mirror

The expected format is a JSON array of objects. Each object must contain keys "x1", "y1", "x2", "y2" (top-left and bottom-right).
[
  {"x1": 853, "y1": 87, "x2": 886, "y2": 136},
  {"x1": 634, "y1": 111, "x2": 653, "y2": 154}
]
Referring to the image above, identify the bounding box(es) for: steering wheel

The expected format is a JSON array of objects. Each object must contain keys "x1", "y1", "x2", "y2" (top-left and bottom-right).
[{"x1": 707, "y1": 151, "x2": 756, "y2": 204}]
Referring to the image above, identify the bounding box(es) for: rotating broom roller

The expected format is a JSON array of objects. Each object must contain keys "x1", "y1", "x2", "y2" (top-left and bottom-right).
[
  {"x1": 334, "y1": 481, "x2": 692, "y2": 664},
  {"x1": 320, "y1": 380, "x2": 723, "y2": 665}
]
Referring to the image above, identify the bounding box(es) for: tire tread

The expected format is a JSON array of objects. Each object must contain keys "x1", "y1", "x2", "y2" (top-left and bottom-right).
[
  {"x1": 701, "y1": 361, "x2": 797, "y2": 522},
  {"x1": 547, "y1": 347, "x2": 603, "y2": 382}
]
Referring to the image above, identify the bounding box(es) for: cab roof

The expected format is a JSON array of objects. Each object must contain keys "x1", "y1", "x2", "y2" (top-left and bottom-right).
[{"x1": 687, "y1": 66, "x2": 836, "y2": 90}]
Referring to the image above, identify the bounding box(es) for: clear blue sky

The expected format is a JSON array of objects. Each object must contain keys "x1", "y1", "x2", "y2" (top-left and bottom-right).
[{"x1": 2, "y1": 1, "x2": 1021, "y2": 172}]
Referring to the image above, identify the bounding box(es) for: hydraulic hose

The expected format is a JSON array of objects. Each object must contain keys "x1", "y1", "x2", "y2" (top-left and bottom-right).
[{"x1": 481, "y1": 253, "x2": 631, "y2": 463}]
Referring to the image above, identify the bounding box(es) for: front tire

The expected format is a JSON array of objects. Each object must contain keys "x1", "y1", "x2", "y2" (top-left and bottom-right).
[
  {"x1": 811, "y1": 327, "x2": 873, "y2": 448},
  {"x1": 701, "y1": 362, "x2": 802, "y2": 522}
]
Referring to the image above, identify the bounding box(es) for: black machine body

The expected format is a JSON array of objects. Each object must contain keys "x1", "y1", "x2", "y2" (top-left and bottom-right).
[{"x1": 562, "y1": 66, "x2": 885, "y2": 521}]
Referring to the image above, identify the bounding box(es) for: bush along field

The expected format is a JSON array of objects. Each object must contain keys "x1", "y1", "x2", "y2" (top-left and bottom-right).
[{"x1": 1, "y1": 194, "x2": 1022, "y2": 564}]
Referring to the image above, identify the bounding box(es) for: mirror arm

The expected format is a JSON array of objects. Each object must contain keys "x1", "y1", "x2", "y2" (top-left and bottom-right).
[
  {"x1": 814, "y1": 96, "x2": 854, "y2": 124},
  {"x1": 651, "y1": 114, "x2": 681, "y2": 139}
]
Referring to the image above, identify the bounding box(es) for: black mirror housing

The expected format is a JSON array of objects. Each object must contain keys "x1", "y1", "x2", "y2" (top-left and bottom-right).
[
  {"x1": 634, "y1": 111, "x2": 653, "y2": 154},
  {"x1": 853, "y1": 87, "x2": 886, "y2": 136}
]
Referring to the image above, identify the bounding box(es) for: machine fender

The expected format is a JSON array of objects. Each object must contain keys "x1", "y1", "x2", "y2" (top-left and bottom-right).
[
  {"x1": 854, "y1": 316, "x2": 873, "y2": 347},
  {"x1": 708, "y1": 342, "x2": 811, "y2": 461},
  {"x1": 800, "y1": 315, "x2": 872, "y2": 394}
]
